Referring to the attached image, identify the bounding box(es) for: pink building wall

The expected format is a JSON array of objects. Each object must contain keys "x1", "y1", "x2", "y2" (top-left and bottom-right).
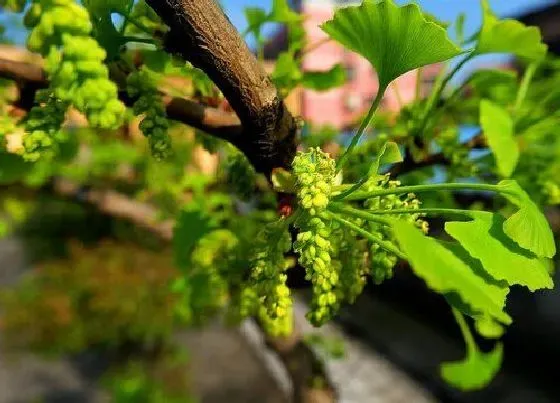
[{"x1": 300, "y1": 0, "x2": 440, "y2": 129}]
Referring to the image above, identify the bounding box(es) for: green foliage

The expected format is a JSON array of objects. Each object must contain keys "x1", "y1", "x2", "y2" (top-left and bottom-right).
[
  {"x1": 0, "y1": 0, "x2": 558, "y2": 394},
  {"x1": 321, "y1": 0, "x2": 462, "y2": 89},
  {"x1": 173, "y1": 207, "x2": 214, "y2": 272},
  {"x1": 498, "y1": 180, "x2": 556, "y2": 258},
  {"x1": 480, "y1": 100, "x2": 518, "y2": 177},
  {"x1": 445, "y1": 212, "x2": 552, "y2": 292},
  {"x1": 102, "y1": 354, "x2": 195, "y2": 403},
  {"x1": 0, "y1": 241, "x2": 183, "y2": 355},
  {"x1": 391, "y1": 220, "x2": 511, "y2": 326},
  {"x1": 441, "y1": 309, "x2": 504, "y2": 390},
  {"x1": 475, "y1": 0, "x2": 547, "y2": 61}
]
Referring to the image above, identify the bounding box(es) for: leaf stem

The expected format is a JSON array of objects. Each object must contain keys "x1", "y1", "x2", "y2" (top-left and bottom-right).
[
  {"x1": 328, "y1": 202, "x2": 391, "y2": 226},
  {"x1": 343, "y1": 182, "x2": 501, "y2": 201},
  {"x1": 123, "y1": 36, "x2": 157, "y2": 45},
  {"x1": 417, "y1": 52, "x2": 474, "y2": 134},
  {"x1": 361, "y1": 208, "x2": 475, "y2": 218},
  {"x1": 327, "y1": 212, "x2": 407, "y2": 260},
  {"x1": 513, "y1": 62, "x2": 538, "y2": 116},
  {"x1": 336, "y1": 84, "x2": 388, "y2": 171},
  {"x1": 415, "y1": 67, "x2": 423, "y2": 101},
  {"x1": 451, "y1": 307, "x2": 476, "y2": 354}
]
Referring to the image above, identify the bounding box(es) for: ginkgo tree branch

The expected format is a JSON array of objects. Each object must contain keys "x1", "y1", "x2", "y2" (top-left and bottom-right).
[
  {"x1": 0, "y1": 47, "x2": 245, "y2": 147},
  {"x1": 145, "y1": 0, "x2": 298, "y2": 175}
]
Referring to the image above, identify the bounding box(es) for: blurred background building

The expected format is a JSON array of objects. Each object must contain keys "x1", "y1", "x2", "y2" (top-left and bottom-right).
[{"x1": 263, "y1": 0, "x2": 441, "y2": 129}]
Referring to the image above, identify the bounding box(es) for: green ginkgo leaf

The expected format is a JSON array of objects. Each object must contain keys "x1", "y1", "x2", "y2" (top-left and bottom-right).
[
  {"x1": 445, "y1": 211, "x2": 553, "y2": 291},
  {"x1": 391, "y1": 220, "x2": 511, "y2": 325},
  {"x1": 480, "y1": 100, "x2": 519, "y2": 177},
  {"x1": 441, "y1": 332, "x2": 503, "y2": 390},
  {"x1": 497, "y1": 180, "x2": 556, "y2": 258},
  {"x1": 469, "y1": 70, "x2": 518, "y2": 103},
  {"x1": 271, "y1": 51, "x2": 302, "y2": 91},
  {"x1": 244, "y1": 7, "x2": 269, "y2": 39},
  {"x1": 475, "y1": 0, "x2": 547, "y2": 61},
  {"x1": 321, "y1": 0, "x2": 462, "y2": 88},
  {"x1": 270, "y1": 0, "x2": 302, "y2": 24},
  {"x1": 369, "y1": 141, "x2": 403, "y2": 175},
  {"x1": 301, "y1": 64, "x2": 347, "y2": 92},
  {"x1": 475, "y1": 315, "x2": 505, "y2": 339}
]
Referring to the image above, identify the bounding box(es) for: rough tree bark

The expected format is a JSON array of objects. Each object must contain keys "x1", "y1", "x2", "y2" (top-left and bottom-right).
[{"x1": 145, "y1": 0, "x2": 298, "y2": 175}]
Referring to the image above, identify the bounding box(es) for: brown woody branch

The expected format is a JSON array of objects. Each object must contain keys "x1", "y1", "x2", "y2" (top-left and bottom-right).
[
  {"x1": 145, "y1": 0, "x2": 298, "y2": 174},
  {"x1": 0, "y1": 47, "x2": 244, "y2": 147}
]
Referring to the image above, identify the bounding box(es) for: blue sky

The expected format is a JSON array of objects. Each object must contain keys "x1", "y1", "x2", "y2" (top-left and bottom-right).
[
  {"x1": 221, "y1": 0, "x2": 556, "y2": 80},
  {"x1": 1, "y1": 1, "x2": 554, "y2": 45},
  {"x1": 223, "y1": 0, "x2": 556, "y2": 36}
]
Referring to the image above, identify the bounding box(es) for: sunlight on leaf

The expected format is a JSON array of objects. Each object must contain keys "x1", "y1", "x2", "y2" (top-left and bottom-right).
[
  {"x1": 321, "y1": 0, "x2": 462, "y2": 88},
  {"x1": 475, "y1": 315, "x2": 505, "y2": 339},
  {"x1": 475, "y1": 0, "x2": 547, "y2": 61},
  {"x1": 445, "y1": 211, "x2": 553, "y2": 291},
  {"x1": 391, "y1": 220, "x2": 511, "y2": 325},
  {"x1": 497, "y1": 180, "x2": 556, "y2": 258},
  {"x1": 480, "y1": 100, "x2": 518, "y2": 177}
]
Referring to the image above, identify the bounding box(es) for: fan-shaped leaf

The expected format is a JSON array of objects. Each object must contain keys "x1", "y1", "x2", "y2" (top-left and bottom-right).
[
  {"x1": 445, "y1": 211, "x2": 553, "y2": 291},
  {"x1": 302, "y1": 64, "x2": 347, "y2": 91},
  {"x1": 391, "y1": 220, "x2": 511, "y2": 325},
  {"x1": 369, "y1": 142, "x2": 403, "y2": 175},
  {"x1": 497, "y1": 180, "x2": 556, "y2": 258},
  {"x1": 480, "y1": 100, "x2": 518, "y2": 177},
  {"x1": 244, "y1": 7, "x2": 269, "y2": 39},
  {"x1": 475, "y1": 0, "x2": 547, "y2": 61},
  {"x1": 441, "y1": 342, "x2": 503, "y2": 391},
  {"x1": 270, "y1": 0, "x2": 302, "y2": 24},
  {"x1": 321, "y1": 0, "x2": 462, "y2": 88}
]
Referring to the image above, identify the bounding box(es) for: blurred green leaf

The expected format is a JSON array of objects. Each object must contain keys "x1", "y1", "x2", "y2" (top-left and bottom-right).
[
  {"x1": 475, "y1": 0, "x2": 547, "y2": 61},
  {"x1": 301, "y1": 64, "x2": 346, "y2": 91},
  {"x1": 480, "y1": 100, "x2": 518, "y2": 177},
  {"x1": 173, "y1": 208, "x2": 214, "y2": 270}
]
